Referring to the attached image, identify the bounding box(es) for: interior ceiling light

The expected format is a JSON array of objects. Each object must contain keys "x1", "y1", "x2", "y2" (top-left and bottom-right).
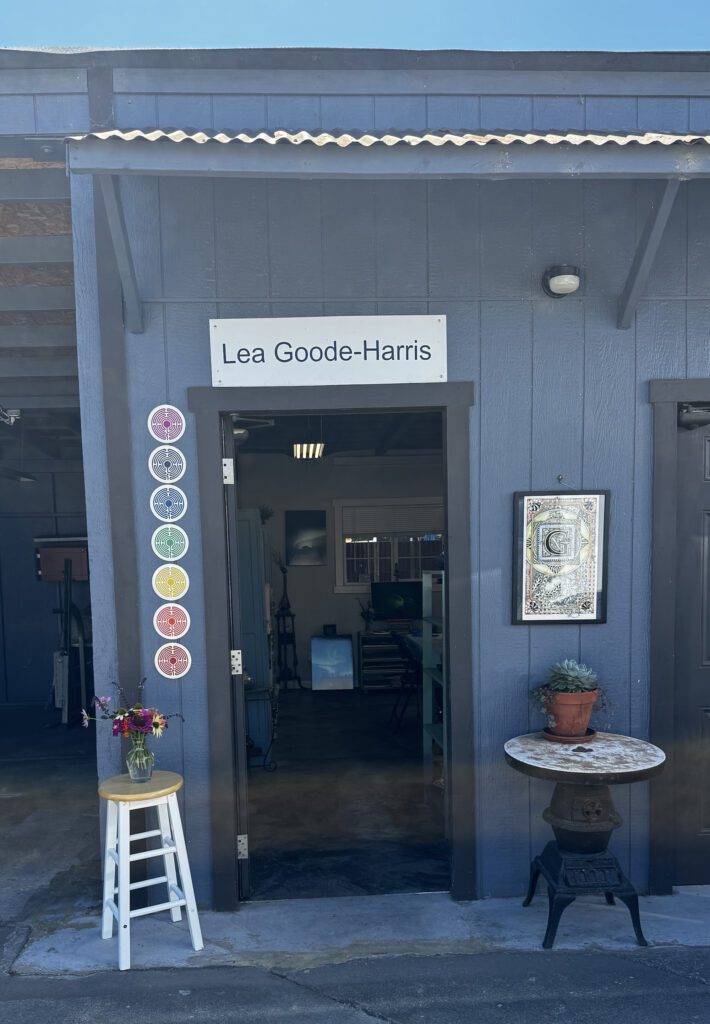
[
  {"x1": 293, "y1": 442, "x2": 325, "y2": 460},
  {"x1": 293, "y1": 416, "x2": 325, "y2": 460},
  {"x1": 541, "y1": 265, "x2": 581, "y2": 298}
]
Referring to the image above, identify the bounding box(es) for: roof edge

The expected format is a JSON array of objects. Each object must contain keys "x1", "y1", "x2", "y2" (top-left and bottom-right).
[{"x1": 2, "y1": 46, "x2": 710, "y2": 72}]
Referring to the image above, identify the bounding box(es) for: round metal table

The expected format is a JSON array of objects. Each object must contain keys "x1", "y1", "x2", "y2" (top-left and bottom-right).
[{"x1": 504, "y1": 731, "x2": 665, "y2": 949}]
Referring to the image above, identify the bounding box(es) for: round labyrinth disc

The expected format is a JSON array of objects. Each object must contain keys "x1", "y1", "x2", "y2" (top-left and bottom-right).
[
  {"x1": 148, "y1": 405, "x2": 185, "y2": 443},
  {"x1": 150, "y1": 485, "x2": 187, "y2": 522},
  {"x1": 149, "y1": 445, "x2": 186, "y2": 483},
  {"x1": 155, "y1": 643, "x2": 191, "y2": 679},
  {"x1": 152, "y1": 563, "x2": 190, "y2": 600},
  {"x1": 153, "y1": 603, "x2": 191, "y2": 639},
  {"x1": 152, "y1": 524, "x2": 189, "y2": 561}
]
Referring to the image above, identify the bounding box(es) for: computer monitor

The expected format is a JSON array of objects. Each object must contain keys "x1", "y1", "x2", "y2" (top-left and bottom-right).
[{"x1": 370, "y1": 581, "x2": 423, "y2": 621}]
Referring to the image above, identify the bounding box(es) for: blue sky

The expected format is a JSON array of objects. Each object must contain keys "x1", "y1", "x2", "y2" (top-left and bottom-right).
[{"x1": 2, "y1": 0, "x2": 709, "y2": 51}]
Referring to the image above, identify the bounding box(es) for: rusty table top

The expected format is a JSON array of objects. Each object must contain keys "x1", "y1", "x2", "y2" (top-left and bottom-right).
[{"x1": 504, "y1": 731, "x2": 666, "y2": 785}]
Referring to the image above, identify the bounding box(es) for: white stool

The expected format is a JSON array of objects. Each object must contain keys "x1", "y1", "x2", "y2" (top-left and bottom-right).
[{"x1": 98, "y1": 770, "x2": 203, "y2": 971}]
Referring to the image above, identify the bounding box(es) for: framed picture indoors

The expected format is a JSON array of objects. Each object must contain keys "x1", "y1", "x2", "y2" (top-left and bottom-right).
[
  {"x1": 512, "y1": 491, "x2": 609, "y2": 624},
  {"x1": 285, "y1": 510, "x2": 327, "y2": 566}
]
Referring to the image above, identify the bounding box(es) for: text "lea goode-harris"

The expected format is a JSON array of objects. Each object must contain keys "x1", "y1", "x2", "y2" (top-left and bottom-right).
[
  {"x1": 221, "y1": 337, "x2": 433, "y2": 365},
  {"x1": 209, "y1": 315, "x2": 447, "y2": 387}
]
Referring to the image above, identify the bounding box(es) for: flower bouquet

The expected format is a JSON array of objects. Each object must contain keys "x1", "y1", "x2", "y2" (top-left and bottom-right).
[{"x1": 83, "y1": 679, "x2": 182, "y2": 783}]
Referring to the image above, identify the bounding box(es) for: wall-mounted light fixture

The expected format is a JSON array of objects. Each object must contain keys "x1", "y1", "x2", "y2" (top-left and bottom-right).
[{"x1": 542, "y1": 265, "x2": 581, "y2": 298}]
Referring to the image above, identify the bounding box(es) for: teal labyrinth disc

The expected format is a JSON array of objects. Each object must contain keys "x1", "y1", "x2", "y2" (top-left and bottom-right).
[
  {"x1": 149, "y1": 445, "x2": 186, "y2": 483},
  {"x1": 152, "y1": 524, "x2": 189, "y2": 561},
  {"x1": 150, "y1": 484, "x2": 187, "y2": 522}
]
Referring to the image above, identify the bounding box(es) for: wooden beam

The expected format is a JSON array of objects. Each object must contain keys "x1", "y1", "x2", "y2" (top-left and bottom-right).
[
  {"x1": 0, "y1": 355, "x2": 77, "y2": 377},
  {"x1": 69, "y1": 138, "x2": 710, "y2": 181},
  {"x1": 0, "y1": 324, "x2": 75, "y2": 348},
  {"x1": 0, "y1": 234, "x2": 72, "y2": 264},
  {"x1": 617, "y1": 179, "x2": 681, "y2": 330},
  {"x1": 0, "y1": 395, "x2": 79, "y2": 409},
  {"x1": 0, "y1": 286, "x2": 75, "y2": 310},
  {"x1": 0, "y1": 170, "x2": 70, "y2": 201},
  {"x1": 98, "y1": 175, "x2": 144, "y2": 333}
]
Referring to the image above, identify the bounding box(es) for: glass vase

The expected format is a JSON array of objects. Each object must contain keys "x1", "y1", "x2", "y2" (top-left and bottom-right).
[{"x1": 126, "y1": 734, "x2": 154, "y2": 783}]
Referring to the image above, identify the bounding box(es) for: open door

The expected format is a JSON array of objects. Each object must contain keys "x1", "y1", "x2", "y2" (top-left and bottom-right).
[{"x1": 222, "y1": 417, "x2": 251, "y2": 899}]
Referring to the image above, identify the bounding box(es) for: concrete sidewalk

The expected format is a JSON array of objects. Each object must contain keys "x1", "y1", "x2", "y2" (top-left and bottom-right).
[{"x1": 9, "y1": 886, "x2": 710, "y2": 975}]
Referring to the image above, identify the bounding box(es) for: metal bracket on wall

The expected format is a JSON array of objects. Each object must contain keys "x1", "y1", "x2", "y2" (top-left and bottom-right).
[
  {"x1": 617, "y1": 179, "x2": 681, "y2": 330},
  {"x1": 236, "y1": 834, "x2": 249, "y2": 860},
  {"x1": 230, "y1": 649, "x2": 243, "y2": 676},
  {"x1": 97, "y1": 174, "x2": 145, "y2": 334}
]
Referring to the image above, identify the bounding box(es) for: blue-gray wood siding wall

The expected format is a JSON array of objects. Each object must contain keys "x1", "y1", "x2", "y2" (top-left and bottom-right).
[
  {"x1": 72, "y1": 161, "x2": 710, "y2": 905},
  {"x1": 110, "y1": 67, "x2": 710, "y2": 134},
  {"x1": 0, "y1": 68, "x2": 89, "y2": 133}
]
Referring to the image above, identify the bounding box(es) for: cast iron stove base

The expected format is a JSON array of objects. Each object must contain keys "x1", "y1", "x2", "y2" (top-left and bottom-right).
[{"x1": 523, "y1": 840, "x2": 648, "y2": 949}]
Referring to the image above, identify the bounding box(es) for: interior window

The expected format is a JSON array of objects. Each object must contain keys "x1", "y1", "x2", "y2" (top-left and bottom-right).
[{"x1": 344, "y1": 532, "x2": 443, "y2": 584}]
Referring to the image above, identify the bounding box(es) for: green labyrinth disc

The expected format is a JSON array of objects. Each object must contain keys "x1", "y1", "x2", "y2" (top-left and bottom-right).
[{"x1": 152, "y1": 524, "x2": 189, "y2": 561}]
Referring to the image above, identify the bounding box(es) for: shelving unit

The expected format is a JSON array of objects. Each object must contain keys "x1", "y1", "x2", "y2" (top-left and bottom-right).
[
  {"x1": 421, "y1": 571, "x2": 448, "y2": 816},
  {"x1": 358, "y1": 630, "x2": 409, "y2": 690}
]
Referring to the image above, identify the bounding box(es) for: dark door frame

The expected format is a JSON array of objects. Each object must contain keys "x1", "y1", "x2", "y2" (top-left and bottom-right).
[
  {"x1": 188, "y1": 381, "x2": 476, "y2": 910},
  {"x1": 649, "y1": 378, "x2": 710, "y2": 893}
]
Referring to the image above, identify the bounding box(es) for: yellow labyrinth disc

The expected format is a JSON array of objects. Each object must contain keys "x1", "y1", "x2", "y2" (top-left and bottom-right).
[{"x1": 152, "y1": 563, "x2": 190, "y2": 600}]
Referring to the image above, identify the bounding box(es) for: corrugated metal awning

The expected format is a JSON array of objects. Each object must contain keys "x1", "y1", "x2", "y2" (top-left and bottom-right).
[{"x1": 70, "y1": 128, "x2": 710, "y2": 148}]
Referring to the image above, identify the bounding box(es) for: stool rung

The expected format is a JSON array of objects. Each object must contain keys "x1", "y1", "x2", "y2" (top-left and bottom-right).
[
  {"x1": 129, "y1": 842, "x2": 176, "y2": 863},
  {"x1": 114, "y1": 875, "x2": 168, "y2": 894},
  {"x1": 130, "y1": 829, "x2": 162, "y2": 842},
  {"x1": 169, "y1": 883, "x2": 184, "y2": 900},
  {"x1": 105, "y1": 898, "x2": 119, "y2": 922},
  {"x1": 130, "y1": 899, "x2": 186, "y2": 920}
]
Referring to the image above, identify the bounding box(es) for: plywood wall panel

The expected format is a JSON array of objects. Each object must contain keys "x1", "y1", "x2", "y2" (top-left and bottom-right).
[{"x1": 427, "y1": 182, "x2": 479, "y2": 300}]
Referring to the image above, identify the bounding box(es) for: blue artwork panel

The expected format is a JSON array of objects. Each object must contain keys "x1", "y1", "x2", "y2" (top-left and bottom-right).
[{"x1": 311, "y1": 636, "x2": 354, "y2": 691}]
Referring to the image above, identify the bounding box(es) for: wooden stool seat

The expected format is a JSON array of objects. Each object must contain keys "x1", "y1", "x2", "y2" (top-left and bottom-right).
[
  {"x1": 98, "y1": 770, "x2": 183, "y2": 802},
  {"x1": 98, "y1": 770, "x2": 203, "y2": 970}
]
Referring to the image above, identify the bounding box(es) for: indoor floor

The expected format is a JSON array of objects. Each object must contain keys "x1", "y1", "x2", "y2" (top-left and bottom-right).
[{"x1": 247, "y1": 688, "x2": 450, "y2": 900}]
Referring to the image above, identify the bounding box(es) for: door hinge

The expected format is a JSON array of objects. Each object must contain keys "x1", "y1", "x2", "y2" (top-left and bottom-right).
[
  {"x1": 237, "y1": 834, "x2": 249, "y2": 860},
  {"x1": 222, "y1": 458, "x2": 235, "y2": 484},
  {"x1": 230, "y1": 649, "x2": 243, "y2": 676}
]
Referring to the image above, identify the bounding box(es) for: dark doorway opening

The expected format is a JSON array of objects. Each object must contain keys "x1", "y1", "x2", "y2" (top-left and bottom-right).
[{"x1": 232, "y1": 409, "x2": 450, "y2": 900}]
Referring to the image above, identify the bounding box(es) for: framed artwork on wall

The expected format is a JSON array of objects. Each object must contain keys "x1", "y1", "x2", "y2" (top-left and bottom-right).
[
  {"x1": 285, "y1": 510, "x2": 327, "y2": 566},
  {"x1": 512, "y1": 491, "x2": 609, "y2": 624}
]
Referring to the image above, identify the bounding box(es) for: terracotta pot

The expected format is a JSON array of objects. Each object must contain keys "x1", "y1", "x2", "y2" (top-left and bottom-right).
[{"x1": 544, "y1": 689, "x2": 598, "y2": 737}]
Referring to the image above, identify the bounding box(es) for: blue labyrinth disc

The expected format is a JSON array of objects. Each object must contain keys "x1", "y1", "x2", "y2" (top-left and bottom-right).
[
  {"x1": 150, "y1": 485, "x2": 187, "y2": 522},
  {"x1": 149, "y1": 445, "x2": 186, "y2": 483},
  {"x1": 152, "y1": 524, "x2": 189, "y2": 561}
]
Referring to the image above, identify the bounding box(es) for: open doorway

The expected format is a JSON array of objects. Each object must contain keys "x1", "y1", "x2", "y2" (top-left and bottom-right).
[{"x1": 231, "y1": 408, "x2": 450, "y2": 900}]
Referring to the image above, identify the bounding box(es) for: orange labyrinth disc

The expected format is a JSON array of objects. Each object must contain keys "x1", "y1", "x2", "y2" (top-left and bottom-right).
[
  {"x1": 153, "y1": 603, "x2": 191, "y2": 639},
  {"x1": 155, "y1": 643, "x2": 191, "y2": 679}
]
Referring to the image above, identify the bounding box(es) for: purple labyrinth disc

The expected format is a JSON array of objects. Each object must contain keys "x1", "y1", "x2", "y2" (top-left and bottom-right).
[{"x1": 148, "y1": 405, "x2": 185, "y2": 443}]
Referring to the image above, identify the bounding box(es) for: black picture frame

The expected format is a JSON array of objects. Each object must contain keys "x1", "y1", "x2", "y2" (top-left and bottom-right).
[
  {"x1": 512, "y1": 490, "x2": 609, "y2": 625},
  {"x1": 285, "y1": 509, "x2": 327, "y2": 566}
]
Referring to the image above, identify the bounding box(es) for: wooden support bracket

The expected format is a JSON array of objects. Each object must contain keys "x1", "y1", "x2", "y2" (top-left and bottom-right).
[
  {"x1": 98, "y1": 174, "x2": 144, "y2": 334},
  {"x1": 617, "y1": 179, "x2": 681, "y2": 330}
]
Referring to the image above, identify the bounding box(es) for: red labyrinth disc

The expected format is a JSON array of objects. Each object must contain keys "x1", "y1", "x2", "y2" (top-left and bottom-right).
[
  {"x1": 155, "y1": 642, "x2": 191, "y2": 679},
  {"x1": 153, "y1": 603, "x2": 191, "y2": 639}
]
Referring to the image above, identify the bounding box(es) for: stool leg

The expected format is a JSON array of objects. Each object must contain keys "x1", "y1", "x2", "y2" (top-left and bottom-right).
[
  {"x1": 167, "y1": 792, "x2": 204, "y2": 952},
  {"x1": 117, "y1": 802, "x2": 131, "y2": 971},
  {"x1": 157, "y1": 800, "x2": 182, "y2": 922},
  {"x1": 101, "y1": 800, "x2": 118, "y2": 939}
]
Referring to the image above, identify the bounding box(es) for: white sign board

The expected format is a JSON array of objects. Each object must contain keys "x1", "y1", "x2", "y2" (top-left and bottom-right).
[{"x1": 209, "y1": 315, "x2": 447, "y2": 388}]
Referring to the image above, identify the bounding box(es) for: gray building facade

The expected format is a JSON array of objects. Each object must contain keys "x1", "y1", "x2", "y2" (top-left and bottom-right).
[{"x1": 2, "y1": 47, "x2": 710, "y2": 908}]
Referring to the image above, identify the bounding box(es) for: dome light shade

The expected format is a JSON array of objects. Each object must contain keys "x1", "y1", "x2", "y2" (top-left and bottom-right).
[{"x1": 542, "y1": 265, "x2": 581, "y2": 298}]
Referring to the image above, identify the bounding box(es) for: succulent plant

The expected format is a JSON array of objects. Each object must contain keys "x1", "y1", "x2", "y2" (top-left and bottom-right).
[{"x1": 545, "y1": 658, "x2": 598, "y2": 693}]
